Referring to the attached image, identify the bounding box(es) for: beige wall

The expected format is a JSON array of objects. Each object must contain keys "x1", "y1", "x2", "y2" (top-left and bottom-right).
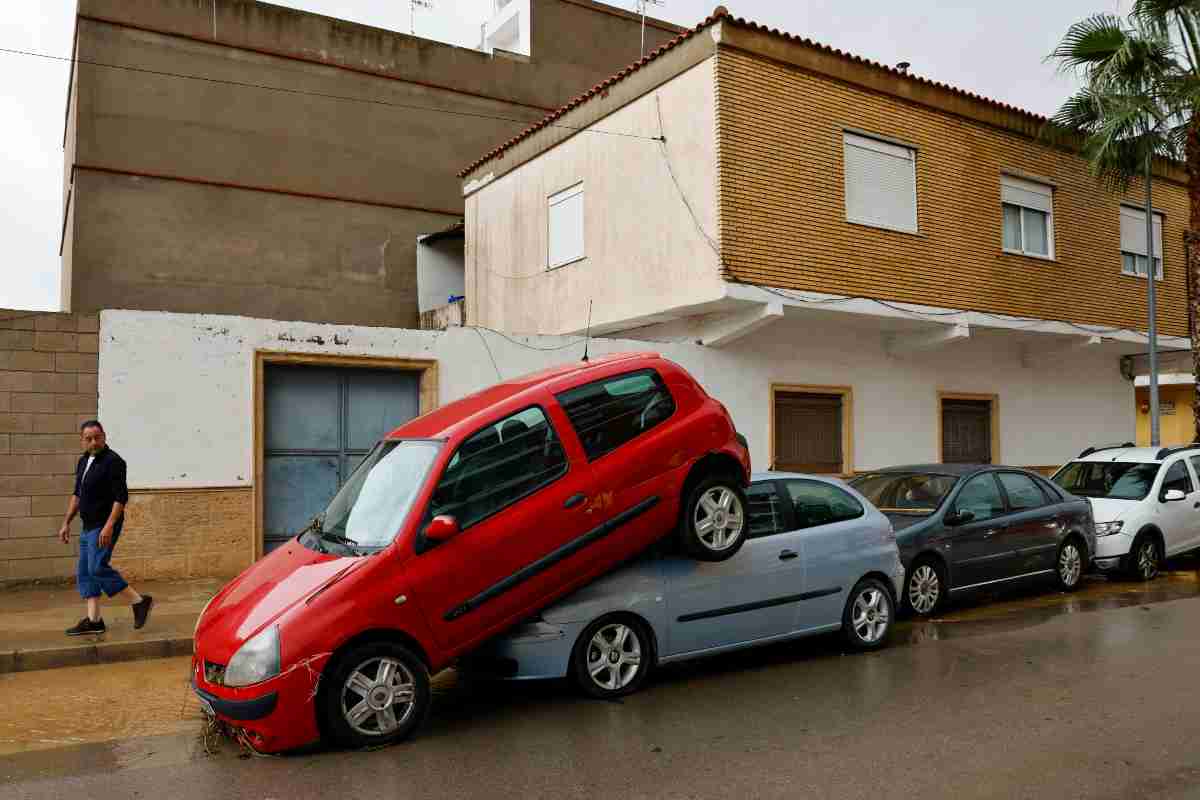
[
  {"x1": 119, "y1": 488, "x2": 254, "y2": 582},
  {"x1": 715, "y1": 46, "x2": 1191, "y2": 338},
  {"x1": 466, "y1": 57, "x2": 726, "y2": 335},
  {"x1": 63, "y1": 0, "x2": 680, "y2": 326},
  {"x1": 0, "y1": 310, "x2": 99, "y2": 585}
]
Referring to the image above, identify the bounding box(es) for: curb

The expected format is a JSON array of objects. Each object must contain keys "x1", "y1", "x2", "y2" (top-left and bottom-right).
[{"x1": 0, "y1": 637, "x2": 194, "y2": 674}]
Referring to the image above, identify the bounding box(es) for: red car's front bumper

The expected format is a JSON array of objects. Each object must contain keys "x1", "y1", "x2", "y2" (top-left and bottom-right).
[{"x1": 190, "y1": 652, "x2": 331, "y2": 753}]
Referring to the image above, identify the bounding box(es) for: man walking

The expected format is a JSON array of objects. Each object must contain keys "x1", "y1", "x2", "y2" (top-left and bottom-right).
[{"x1": 59, "y1": 420, "x2": 153, "y2": 635}]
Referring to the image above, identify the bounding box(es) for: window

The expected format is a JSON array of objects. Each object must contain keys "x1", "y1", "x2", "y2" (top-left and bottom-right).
[
  {"x1": 1119, "y1": 205, "x2": 1164, "y2": 280},
  {"x1": 747, "y1": 482, "x2": 787, "y2": 539},
  {"x1": 997, "y1": 472, "x2": 1048, "y2": 512},
  {"x1": 1001, "y1": 175, "x2": 1053, "y2": 258},
  {"x1": 429, "y1": 406, "x2": 567, "y2": 529},
  {"x1": 783, "y1": 480, "x2": 864, "y2": 530},
  {"x1": 1162, "y1": 460, "x2": 1193, "y2": 496},
  {"x1": 548, "y1": 182, "x2": 584, "y2": 268},
  {"x1": 941, "y1": 396, "x2": 995, "y2": 464},
  {"x1": 556, "y1": 369, "x2": 676, "y2": 461},
  {"x1": 850, "y1": 472, "x2": 958, "y2": 514},
  {"x1": 843, "y1": 131, "x2": 918, "y2": 233},
  {"x1": 773, "y1": 387, "x2": 851, "y2": 474},
  {"x1": 1053, "y1": 461, "x2": 1160, "y2": 501},
  {"x1": 953, "y1": 473, "x2": 1006, "y2": 521}
]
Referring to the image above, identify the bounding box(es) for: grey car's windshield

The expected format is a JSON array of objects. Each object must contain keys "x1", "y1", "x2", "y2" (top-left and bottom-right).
[
  {"x1": 1052, "y1": 461, "x2": 1160, "y2": 501},
  {"x1": 850, "y1": 472, "x2": 958, "y2": 514},
  {"x1": 315, "y1": 439, "x2": 442, "y2": 551}
]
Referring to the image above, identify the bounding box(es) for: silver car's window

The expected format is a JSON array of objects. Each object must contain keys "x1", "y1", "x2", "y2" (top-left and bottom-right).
[
  {"x1": 953, "y1": 473, "x2": 1006, "y2": 521},
  {"x1": 747, "y1": 482, "x2": 787, "y2": 539},
  {"x1": 782, "y1": 480, "x2": 864, "y2": 530}
]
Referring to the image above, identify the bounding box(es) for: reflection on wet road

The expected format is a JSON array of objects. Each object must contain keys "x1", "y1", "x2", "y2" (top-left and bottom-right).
[{"x1": 3, "y1": 558, "x2": 1200, "y2": 798}]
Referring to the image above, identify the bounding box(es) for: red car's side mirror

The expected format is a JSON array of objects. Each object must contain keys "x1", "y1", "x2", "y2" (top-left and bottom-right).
[{"x1": 423, "y1": 515, "x2": 460, "y2": 543}]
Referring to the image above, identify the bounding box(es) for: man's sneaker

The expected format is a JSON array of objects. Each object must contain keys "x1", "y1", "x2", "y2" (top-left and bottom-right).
[
  {"x1": 132, "y1": 595, "x2": 154, "y2": 630},
  {"x1": 66, "y1": 618, "x2": 106, "y2": 636}
]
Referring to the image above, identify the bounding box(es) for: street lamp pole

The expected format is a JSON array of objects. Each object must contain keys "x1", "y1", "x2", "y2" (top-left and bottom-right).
[{"x1": 1146, "y1": 149, "x2": 1161, "y2": 447}]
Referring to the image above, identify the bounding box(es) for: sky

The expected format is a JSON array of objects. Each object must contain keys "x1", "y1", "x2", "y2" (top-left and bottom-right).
[{"x1": 0, "y1": 0, "x2": 1130, "y2": 312}]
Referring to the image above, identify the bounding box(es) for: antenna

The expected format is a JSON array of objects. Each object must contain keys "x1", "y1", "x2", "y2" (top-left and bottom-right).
[
  {"x1": 410, "y1": 0, "x2": 433, "y2": 35},
  {"x1": 582, "y1": 300, "x2": 593, "y2": 362},
  {"x1": 637, "y1": 0, "x2": 665, "y2": 59}
]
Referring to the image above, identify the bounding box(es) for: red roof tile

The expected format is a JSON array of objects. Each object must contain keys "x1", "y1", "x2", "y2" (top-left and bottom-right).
[{"x1": 459, "y1": 5, "x2": 1050, "y2": 179}]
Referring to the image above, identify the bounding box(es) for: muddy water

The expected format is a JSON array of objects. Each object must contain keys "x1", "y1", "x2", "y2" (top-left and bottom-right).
[{"x1": 2, "y1": 561, "x2": 1198, "y2": 764}]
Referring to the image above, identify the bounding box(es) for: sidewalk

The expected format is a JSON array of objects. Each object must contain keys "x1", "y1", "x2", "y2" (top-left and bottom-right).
[{"x1": 1, "y1": 578, "x2": 224, "y2": 673}]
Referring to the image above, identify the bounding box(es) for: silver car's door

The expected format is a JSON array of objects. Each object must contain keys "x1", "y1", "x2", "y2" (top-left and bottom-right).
[
  {"x1": 777, "y1": 478, "x2": 883, "y2": 634},
  {"x1": 662, "y1": 480, "x2": 807, "y2": 657}
]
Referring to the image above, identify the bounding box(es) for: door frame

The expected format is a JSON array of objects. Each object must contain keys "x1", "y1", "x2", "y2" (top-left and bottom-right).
[
  {"x1": 252, "y1": 350, "x2": 439, "y2": 560},
  {"x1": 937, "y1": 391, "x2": 1000, "y2": 465},
  {"x1": 769, "y1": 383, "x2": 854, "y2": 476}
]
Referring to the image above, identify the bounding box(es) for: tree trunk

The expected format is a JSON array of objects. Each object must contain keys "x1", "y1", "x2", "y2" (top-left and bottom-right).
[{"x1": 1189, "y1": 113, "x2": 1200, "y2": 443}]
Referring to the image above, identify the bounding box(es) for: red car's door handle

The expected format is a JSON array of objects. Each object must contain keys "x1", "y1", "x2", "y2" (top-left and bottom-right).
[{"x1": 564, "y1": 493, "x2": 587, "y2": 510}]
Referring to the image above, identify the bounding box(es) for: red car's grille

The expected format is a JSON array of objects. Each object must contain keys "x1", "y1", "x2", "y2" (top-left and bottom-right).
[{"x1": 204, "y1": 660, "x2": 227, "y2": 686}]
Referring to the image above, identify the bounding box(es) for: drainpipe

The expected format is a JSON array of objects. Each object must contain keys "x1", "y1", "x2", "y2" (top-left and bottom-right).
[{"x1": 1145, "y1": 151, "x2": 1161, "y2": 447}]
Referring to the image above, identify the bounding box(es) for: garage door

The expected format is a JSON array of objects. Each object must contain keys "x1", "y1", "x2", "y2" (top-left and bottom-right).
[
  {"x1": 942, "y1": 399, "x2": 993, "y2": 464},
  {"x1": 263, "y1": 365, "x2": 421, "y2": 553},
  {"x1": 773, "y1": 391, "x2": 844, "y2": 474}
]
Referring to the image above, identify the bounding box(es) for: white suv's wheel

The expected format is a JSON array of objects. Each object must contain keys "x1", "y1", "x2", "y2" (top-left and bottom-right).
[{"x1": 1129, "y1": 534, "x2": 1161, "y2": 581}]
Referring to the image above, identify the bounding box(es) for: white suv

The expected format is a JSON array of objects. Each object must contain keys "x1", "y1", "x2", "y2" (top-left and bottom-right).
[{"x1": 1051, "y1": 445, "x2": 1200, "y2": 579}]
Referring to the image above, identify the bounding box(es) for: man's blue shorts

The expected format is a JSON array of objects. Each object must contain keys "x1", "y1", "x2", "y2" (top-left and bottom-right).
[{"x1": 77, "y1": 527, "x2": 128, "y2": 599}]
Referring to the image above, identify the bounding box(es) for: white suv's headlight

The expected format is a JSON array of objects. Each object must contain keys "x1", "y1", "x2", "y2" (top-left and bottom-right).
[
  {"x1": 223, "y1": 626, "x2": 281, "y2": 687},
  {"x1": 1095, "y1": 521, "x2": 1125, "y2": 537}
]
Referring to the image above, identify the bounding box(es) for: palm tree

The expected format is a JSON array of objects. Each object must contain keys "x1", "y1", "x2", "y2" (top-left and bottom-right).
[{"x1": 1049, "y1": 2, "x2": 1200, "y2": 445}]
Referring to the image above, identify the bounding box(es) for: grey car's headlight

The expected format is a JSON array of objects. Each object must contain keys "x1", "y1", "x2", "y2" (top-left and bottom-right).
[
  {"x1": 1095, "y1": 521, "x2": 1125, "y2": 537},
  {"x1": 223, "y1": 626, "x2": 280, "y2": 687}
]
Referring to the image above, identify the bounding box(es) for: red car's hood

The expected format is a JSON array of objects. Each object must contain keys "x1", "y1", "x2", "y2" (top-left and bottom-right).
[{"x1": 196, "y1": 543, "x2": 361, "y2": 662}]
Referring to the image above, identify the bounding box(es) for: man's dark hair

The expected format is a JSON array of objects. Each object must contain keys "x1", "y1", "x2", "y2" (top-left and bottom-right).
[{"x1": 80, "y1": 419, "x2": 104, "y2": 433}]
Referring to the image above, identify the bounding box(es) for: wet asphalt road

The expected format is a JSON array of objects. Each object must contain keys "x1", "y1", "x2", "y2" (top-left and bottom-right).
[{"x1": 4, "y1": 564, "x2": 1200, "y2": 800}]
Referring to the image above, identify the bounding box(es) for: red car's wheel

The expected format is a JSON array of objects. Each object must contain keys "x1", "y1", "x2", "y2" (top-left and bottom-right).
[
  {"x1": 322, "y1": 641, "x2": 431, "y2": 749},
  {"x1": 679, "y1": 476, "x2": 748, "y2": 561}
]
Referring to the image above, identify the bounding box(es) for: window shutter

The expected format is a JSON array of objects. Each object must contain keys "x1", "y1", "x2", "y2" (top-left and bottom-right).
[
  {"x1": 1000, "y1": 175, "x2": 1052, "y2": 213},
  {"x1": 1120, "y1": 205, "x2": 1163, "y2": 258},
  {"x1": 843, "y1": 132, "x2": 917, "y2": 233},
  {"x1": 548, "y1": 183, "x2": 584, "y2": 268}
]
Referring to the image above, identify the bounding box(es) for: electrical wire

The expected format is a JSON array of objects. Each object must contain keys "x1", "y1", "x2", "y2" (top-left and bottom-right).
[
  {"x1": 470, "y1": 325, "x2": 587, "y2": 351},
  {"x1": 470, "y1": 327, "x2": 503, "y2": 381},
  {"x1": 0, "y1": 46, "x2": 665, "y2": 144}
]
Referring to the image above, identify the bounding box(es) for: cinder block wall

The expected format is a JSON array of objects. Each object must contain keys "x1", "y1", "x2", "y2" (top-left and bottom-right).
[{"x1": 0, "y1": 310, "x2": 99, "y2": 585}]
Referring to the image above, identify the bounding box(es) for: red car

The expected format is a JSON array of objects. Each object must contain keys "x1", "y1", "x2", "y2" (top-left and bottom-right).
[{"x1": 192, "y1": 353, "x2": 750, "y2": 751}]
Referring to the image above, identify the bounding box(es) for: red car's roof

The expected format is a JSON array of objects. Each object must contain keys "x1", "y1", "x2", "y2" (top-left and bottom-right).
[{"x1": 388, "y1": 351, "x2": 662, "y2": 440}]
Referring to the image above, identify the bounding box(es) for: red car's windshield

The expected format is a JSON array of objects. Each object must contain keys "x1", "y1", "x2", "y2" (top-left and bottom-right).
[{"x1": 314, "y1": 440, "x2": 442, "y2": 551}]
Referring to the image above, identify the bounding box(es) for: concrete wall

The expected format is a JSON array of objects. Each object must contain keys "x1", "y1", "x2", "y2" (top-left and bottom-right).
[
  {"x1": 63, "y1": 0, "x2": 680, "y2": 325},
  {"x1": 0, "y1": 310, "x2": 99, "y2": 585},
  {"x1": 85, "y1": 309, "x2": 1135, "y2": 584},
  {"x1": 465, "y1": 58, "x2": 725, "y2": 335}
]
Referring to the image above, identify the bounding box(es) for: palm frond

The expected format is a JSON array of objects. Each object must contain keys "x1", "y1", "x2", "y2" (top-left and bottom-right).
[{"x1": 1049, "y1": 14, "x2": 1131, "y2": 71}]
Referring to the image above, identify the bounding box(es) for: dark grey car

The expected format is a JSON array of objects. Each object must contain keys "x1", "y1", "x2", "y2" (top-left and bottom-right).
[{"x1": 849, "y1": 465, "x2": 1096, "y2": 616}]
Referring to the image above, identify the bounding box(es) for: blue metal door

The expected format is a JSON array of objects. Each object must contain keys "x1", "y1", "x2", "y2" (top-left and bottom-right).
[{"x1": 263, "y1": 365, "x2": 420, "y2": 554}]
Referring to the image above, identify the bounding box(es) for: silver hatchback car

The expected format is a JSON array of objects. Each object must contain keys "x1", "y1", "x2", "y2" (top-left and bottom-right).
[{"x1": 464, "y1": 472, "x2": 905, "y2": 698}]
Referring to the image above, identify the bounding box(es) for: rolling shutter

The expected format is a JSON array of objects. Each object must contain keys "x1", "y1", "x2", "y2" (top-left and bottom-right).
[
  {"x1": 774, "y1": 392, "x2": 843, "y2": 474},
  {"x1": 1000, "y1": 175, "x2": 1052, "y2": 213},
  {"x1": 843, "y1": 132, "x2": 918, "y2": 233},
  {"x1": 1119, "y1": 205, "x2": 1163, "y2": 259},
  {"x1": 548, "y1": 183, "x2": 584, "y2": 268}
]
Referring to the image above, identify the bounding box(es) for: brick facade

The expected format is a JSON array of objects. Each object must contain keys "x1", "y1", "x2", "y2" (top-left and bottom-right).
[{"x1": 0, "y1": 309, "x2": 99, "y2": 585}]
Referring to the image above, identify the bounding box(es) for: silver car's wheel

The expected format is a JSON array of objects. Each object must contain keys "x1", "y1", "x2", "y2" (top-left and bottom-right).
[
  {"x1": 341, "y1": 656, "x2": 416, "y2": 737},
  {"x1": 571, "y1": 615, "x2": 654, "y2": 699},
  {"x1": 1057, "y1": 540, "x2": 1083, "y2": 590},
  {"x1": 907, "y1": 563, "x2": 942, "y2": 616},
  {"x1": 693, "y1": 487, "x2": 745, "y2": 553},
  {"x1": 842, "y1": 578, "x2": 894, "y2": 651},
  {"x1": 1134, "y1": 537, "x2": 1160, "y2": 581},
  {"x1": 851, "y1": 587, "x2": 890, "y2": 644},
  {"x1": 586, "y1": 623, "x2": 642, "y2": 692}
]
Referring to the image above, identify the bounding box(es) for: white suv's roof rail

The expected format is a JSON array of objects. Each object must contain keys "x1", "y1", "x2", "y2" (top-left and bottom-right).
[
  {"x1": 1154, "y1": 444, "x2": 1200, "y2": 460},
  {"x1": 1078, "y1": 442, "x2": 1136, "y2": 458}
]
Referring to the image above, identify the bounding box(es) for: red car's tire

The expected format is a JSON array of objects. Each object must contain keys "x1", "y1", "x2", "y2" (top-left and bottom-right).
[
  {"x1": 321, "y1": 641, "x2": 431, "y2": 749},
  {"x1": 679, "y1": 475, "x2": 748, "y2": 561}
]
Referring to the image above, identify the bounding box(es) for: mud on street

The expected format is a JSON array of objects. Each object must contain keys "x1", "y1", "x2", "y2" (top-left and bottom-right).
[{"x1": 3, "y1": 562, "x2": 1200, "y2": 800}]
